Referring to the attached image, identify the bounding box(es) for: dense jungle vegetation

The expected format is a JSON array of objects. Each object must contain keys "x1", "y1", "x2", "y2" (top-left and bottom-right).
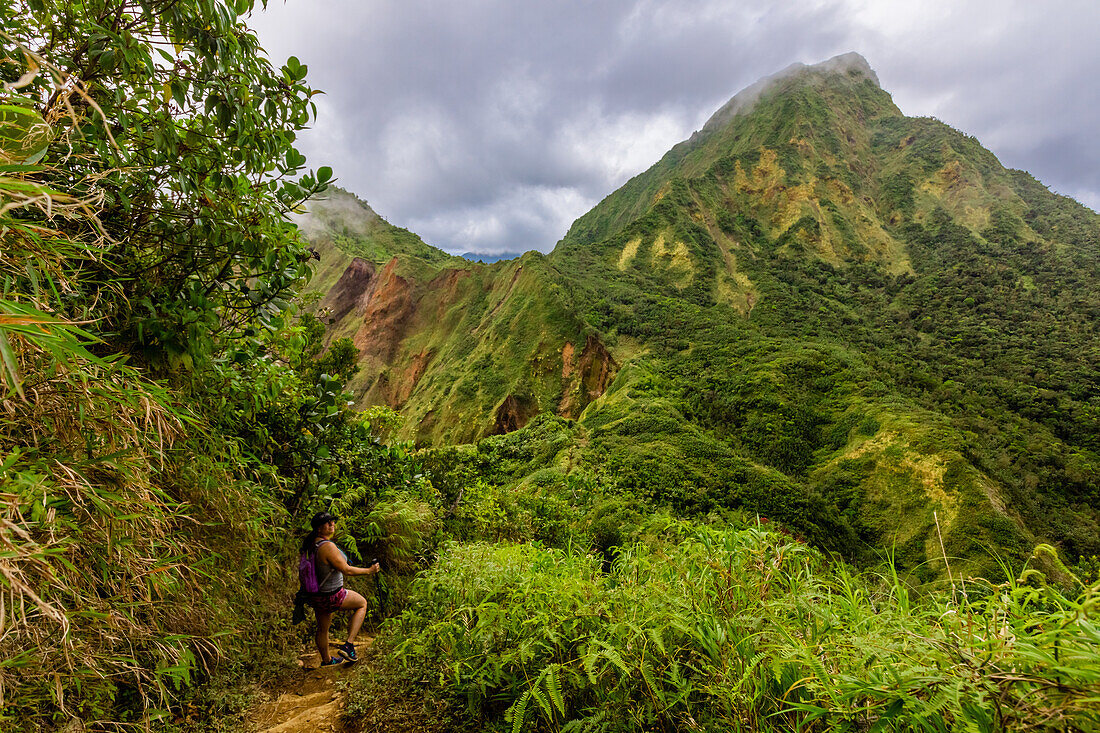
[
  {"x1": 540, "y1": 69, "x2": 1100, "y2": 580},
  {"x1": 0, "y1": 0, "x2": 387, "y2": 728},
  {"x1": 301, "y1": 61, "x2": 1100, "y2": 587},
  {"x1": 2, "y1": 3, "x2": 1098, "y2": 732}
]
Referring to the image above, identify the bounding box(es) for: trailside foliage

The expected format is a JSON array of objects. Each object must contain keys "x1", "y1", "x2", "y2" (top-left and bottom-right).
[
  {"x1": 1, "y1": 0, "x2": 330, "y2": 370},
  {"x1": 377, "y1": 528, "x2": 1100, "y2": 733},
  {"x1": 0, "y1": 1, "x2": 409, "y2": 729}
]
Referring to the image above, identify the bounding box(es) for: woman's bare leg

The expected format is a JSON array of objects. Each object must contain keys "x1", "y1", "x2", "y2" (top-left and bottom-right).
[
  {"x1": 315, "y1": 610, "x2": 333, "y2": 661},
  {"x1": 339, "y1": 589, "x2": 368, "y2": 644}
]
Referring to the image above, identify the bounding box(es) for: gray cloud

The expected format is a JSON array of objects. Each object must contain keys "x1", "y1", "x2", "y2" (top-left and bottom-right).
[
  {"x1": 252, "y1": 0, "x2": 1100, "y2": 254},
  {"x1": 857, "y1": 1, "x2": 1100, "y2": 207}
]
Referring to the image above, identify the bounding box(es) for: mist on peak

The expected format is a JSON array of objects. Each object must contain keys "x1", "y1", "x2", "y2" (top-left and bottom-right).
[{"x1": 700, "y1": 51, "x2": 880, "y2": 135}]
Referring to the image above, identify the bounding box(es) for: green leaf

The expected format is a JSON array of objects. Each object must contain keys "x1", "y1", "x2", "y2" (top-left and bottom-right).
[
  {"x1": 0, "y1": 103, "x2": 51, "y2": 165},
  {"x1": 510, "y1": 690, "x2": 530, "y2": 733},
  {"x1": 0, "y1": 329, "x2": 24, "y2": 399},
  {"x1": 545, "y1": 665, "x2": 565, "y2": 715}
]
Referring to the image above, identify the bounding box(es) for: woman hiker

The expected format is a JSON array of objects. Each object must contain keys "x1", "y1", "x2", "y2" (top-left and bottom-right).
[{"x1": 301, "y1": 511, "x2": 381, "y2": 666}]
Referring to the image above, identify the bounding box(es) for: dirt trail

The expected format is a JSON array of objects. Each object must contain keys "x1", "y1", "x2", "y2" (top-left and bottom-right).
[{"x1": 249, "y1": 638, "x2": 373, "y2": 733}]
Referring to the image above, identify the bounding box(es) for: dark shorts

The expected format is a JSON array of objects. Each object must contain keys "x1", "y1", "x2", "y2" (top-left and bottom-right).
[{"x1": 307, "y1": 588, "x2": 347, "y2": 613}]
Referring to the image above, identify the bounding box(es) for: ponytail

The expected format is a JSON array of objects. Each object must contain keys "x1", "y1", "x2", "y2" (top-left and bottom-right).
[{"x1": 300, "y1": 527, "x2": 322, "y2": 554}]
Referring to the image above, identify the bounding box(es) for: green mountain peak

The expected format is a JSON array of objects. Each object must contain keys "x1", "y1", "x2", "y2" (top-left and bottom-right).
[
  {"x1": 699, "y1": 51, "x2": 881, "y2": 136},
  {"x1": 557, "y1": 51, "x2": 904, "y2": 261},
  {"x1": 304, "y1": 54, "x2": 1100, "y2": 581}
]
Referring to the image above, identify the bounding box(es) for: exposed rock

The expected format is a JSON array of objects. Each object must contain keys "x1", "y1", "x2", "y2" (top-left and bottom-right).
[
  {"x1": 559, "y1": 333, "x2": 618, "y2": 419},
  {"x1": 560, "y1": 341, "x2": 576, "y2": 378},
  {"x1": 353, "y1": 258, "x2": 414, "y2": 362},
  {"x1": 321, "y1": 257, "x2": 375, "y2": 323},
  {"x1": 393, "y1": 348, "x2": 433, "y2": 407},
  {"x1": 492, "y1": 394, "x2": 538, "y2": 435}
]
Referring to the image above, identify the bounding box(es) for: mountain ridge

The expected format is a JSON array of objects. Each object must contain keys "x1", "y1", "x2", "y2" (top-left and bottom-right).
[{"x1": 297, "y1": 53, "x2": 1100, "y2": 579}]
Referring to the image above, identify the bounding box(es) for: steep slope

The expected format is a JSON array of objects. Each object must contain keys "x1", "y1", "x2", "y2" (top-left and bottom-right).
[
  {"x1": 298, "y1": 189, "x2": 618, "y2": 445},
  {"x1": 303, "y1": 54, "x2": 1100, "y2": 579},
  {"x1": 534, "y1": 52, "x2": 1100, "y2": 578}
]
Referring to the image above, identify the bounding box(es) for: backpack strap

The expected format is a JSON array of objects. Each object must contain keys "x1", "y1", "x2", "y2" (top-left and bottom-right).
[{"x1": 313, "y1": 539, "x2": 335, "y2": 589}]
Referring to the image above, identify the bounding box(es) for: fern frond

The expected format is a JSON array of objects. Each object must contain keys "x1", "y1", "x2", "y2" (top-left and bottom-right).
[
  {"x1": 640, "y1": 660, "x2": 662, "y2": 707},
  {"x1": 600, "y1": 643, "x2": 631, "y2": 676},
  {"x1": 732, "y1": 651, "x2": 768, "y2": 694},
  {"x1": 545, "y1": 664, "x2": 566, "y2": 715},
  {"x1": 510, "y1": 689, "x2": 531, "y2": 733},
  {"x1": 531, "y1": 685, "x2": 552, "y2": 717},
  {"x1": 583, "y1": 644, "x2": 600, "y2": 684},
  {"x1": 647, "y1": 627, "x2": 667, "y2": 656}
]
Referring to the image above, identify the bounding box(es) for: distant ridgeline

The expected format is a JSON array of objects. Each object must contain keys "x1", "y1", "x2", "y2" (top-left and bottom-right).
[
  {"x1": 460, "y1": 251, "x2": 527, "y2": 264},
  {"x1": 298, "y1": 53, "x2": 1100, "y2": 580}
]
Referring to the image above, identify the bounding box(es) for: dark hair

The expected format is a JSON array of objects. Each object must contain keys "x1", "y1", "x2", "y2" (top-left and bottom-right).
[{"x1": 300, "y1": 512, "x2": 337, "y2": 554}]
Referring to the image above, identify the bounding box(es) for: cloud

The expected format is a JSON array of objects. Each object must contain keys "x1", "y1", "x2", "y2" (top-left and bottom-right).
[
  {"x1": 555, "y1": 105, "x2": 693, "y2": 190},
  {"x1": 251, "y1": 0, "x2": 1100, "y2": 251},
  {"x1": 849, "y1": 0, "x2": 1100, "y2": 208},
  {"x1": 406, "y1": 184, "x2": 592, "y2": 255}
]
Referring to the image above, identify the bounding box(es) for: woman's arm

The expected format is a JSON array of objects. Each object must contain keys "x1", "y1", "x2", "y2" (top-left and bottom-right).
[{"x1": 318, "y1": 542, "x2": 380, "y2": 577}]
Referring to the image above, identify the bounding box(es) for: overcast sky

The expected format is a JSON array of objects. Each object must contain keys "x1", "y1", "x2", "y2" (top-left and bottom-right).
[{"x1": 251, "y1": 0, "x2": 1100, "y2": 255}]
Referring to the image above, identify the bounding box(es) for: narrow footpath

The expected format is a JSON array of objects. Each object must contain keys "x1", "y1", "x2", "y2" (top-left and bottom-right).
[{"x1": 248, "y1": 638, "x2": 373, "y2": 733}]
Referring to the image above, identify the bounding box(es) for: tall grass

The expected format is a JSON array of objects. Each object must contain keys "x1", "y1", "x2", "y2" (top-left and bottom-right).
[
  {"x1": 0, "y1": 86, "x2": 295, "y2": 729},
  {"x1": 0, "y1": 288, "x2": 294, "y2": 728},
  {"x1": 381, "y1": 524, "x2": 1100, "y2": 732}
]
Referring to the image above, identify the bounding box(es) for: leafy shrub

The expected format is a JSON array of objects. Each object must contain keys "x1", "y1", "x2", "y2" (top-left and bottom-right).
[{"x1": 380, "y1": 530, "x2": 1100, "y2": 733}]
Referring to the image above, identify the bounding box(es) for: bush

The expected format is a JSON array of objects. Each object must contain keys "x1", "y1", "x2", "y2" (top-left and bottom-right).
[{"x1": 378, "y1": 530, "x2": 1100, "y2": 732}]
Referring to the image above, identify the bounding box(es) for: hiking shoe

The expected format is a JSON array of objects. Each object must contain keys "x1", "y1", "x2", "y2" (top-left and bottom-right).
[
  {"x1": 319, "y1": 656, "x2": 343, "y2": 667},
  {"x1": 337, "y1": 642, "x2": 358, "y2": 663}
]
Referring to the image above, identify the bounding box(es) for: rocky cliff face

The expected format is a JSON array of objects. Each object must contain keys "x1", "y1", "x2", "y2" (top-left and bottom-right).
[
  {"x1": 305, "y1": 219, "x2": 618, "y2": 444},
  {"x1": 558, "y1": 334, "x2": 617, "y2": 419}
]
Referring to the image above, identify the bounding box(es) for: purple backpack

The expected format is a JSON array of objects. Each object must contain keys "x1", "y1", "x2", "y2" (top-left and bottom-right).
[{"x1": 297, "y1": 539, "x2": 330, "y2": 593}]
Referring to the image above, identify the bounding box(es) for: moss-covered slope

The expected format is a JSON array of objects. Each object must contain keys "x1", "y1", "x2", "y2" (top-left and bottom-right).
[
  {"x1": 297, "y1": 189, "x2": 616, "y2": 446},
  {"x1": 302, "y1": 54, "x2": 1100, "y2": 578}
]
